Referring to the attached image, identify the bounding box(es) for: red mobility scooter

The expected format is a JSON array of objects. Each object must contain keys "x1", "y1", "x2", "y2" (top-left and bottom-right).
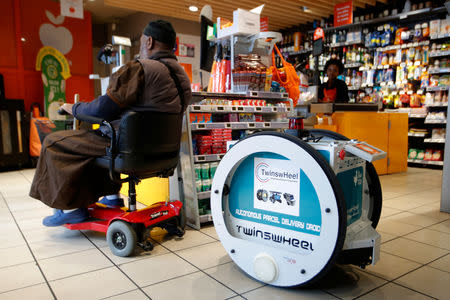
[{"x1": 62, "y1": 111, "x2": 186, "y2": 257}]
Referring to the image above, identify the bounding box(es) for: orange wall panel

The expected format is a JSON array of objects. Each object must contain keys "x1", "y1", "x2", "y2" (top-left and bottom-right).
[
  {"x1": 20, "y1": 0, "x2": 93, "y2": 75},
  {"x1": 65, "y1": 76, "x2": 94, "y2": 104},
  {"x1": 388, "y1": 113, "x2": 408, "y2": 174},
  {"x1": 0, "y1": 0, "x2": 17, "y2": 68},
  {"x1": 0, "y1": 0, "x2": 93, "y2": 111}
]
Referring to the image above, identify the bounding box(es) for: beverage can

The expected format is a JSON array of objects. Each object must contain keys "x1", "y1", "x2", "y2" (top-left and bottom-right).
[
  {"x1": 194, "y1": 164, "x2": 202, "y2": 180},
  {"x1": 209, "y1": 162, "x2": 219, "y2": 178},
  {"x1": 202, "y1": 179, "x2": 211, "y2": 191},
  {"x1": 201, "y1": 163, "x2": 210, "y2": 179},
  {"x1": 196, "y1": 179, "x2": 203, "y2": 193}
]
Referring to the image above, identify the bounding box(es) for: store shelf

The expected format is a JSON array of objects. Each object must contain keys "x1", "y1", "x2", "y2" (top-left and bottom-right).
[
  {"x1": 311, "y1": 7, "x2": 446, "y2": 34},
  {"x1": 286, "y1": 49, "x2": 311, "y2": 56},
  {"x1": 429, "y1": 68, "x2": 450, "y2": 75},
  {"x1": 408, "y1": 159, "x2": 444, "y2": 166},
  {"x1": 197, "y1": 191, "x2": 211, "y2": 200},
  {"x1": 190, "y1": 121, "x2": 289, "y2": 131},
  {"x1": 189, "y1": 105, "x2": 291, "y2": 114},
  {"x1": 424, "y1": 119, "x2": 447, "y2": 124},
  {"x1": 183, "y1": 91, "x2": 292, "y2": 229},
  {"x1": 329, "y1": 40, "x2": 363, "y2": 48},
  {"x1": 345, "y1": 63, "x2": 363, "y2": 69},
  {"x1": 348, "y1": 86, "x2": 362, "y2": 91},
  {"x1": 408, "y1": 132, "x2": 427, "y2": 137},
  {"x1": 192, "y1": 91, "x2": 289, "y2": 101},
  {"x1": 199, "y1": 214, "x2": 213, "y2": 223},
  {"x1": 430, "y1": 50, "x2": 450, "y2": 58},
  {"x1": 427, "y1": 86, "x2": 449, "y2": 92},
  {"x1": 376, "y1": 41, "x2": 429, "y2": 52},
  {"x1": 194, "y1": 154, "x2": 225, "y2": 163},
  {"x1": 426, "y1": 103, "x2": 448, "y2": 107},
  {"x1": 424, "y1": 138, "x2": 446, "y2": 143}
]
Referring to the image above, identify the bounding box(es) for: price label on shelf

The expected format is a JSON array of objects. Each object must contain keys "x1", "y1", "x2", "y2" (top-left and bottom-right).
[
  {"x1": 380, "y1": 82, "x2": 386, "y2": 87},
  {"x1": 400, "y1": 63, "x2": 406, "y2": 67},
  {"x1": 414, "y1": 61, "x2": 421, "y2": 66},
  {"x1": 384, "y1": 65, "x2": 390, "y2": 69},
  {"x1": 392, "y1": 91, "x2": 398, "y2": 95},
  {"x1": 413, "y1": 42, "x2": 419, "y2": 47},
  {"x1": 407, "y1": 90, "x2": 413, "y2": 95},
  {"x1": 417, "y1": 89, "x2": 424, "y2": 95},
  {"x1": 388, "y1": 81, "x2": 394, "y2": 86},
  {"x1": 399, "y1": 91, "x2": 405, "y2": 95}
]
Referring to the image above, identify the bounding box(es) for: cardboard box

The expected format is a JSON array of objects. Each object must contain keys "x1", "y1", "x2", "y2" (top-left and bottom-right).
[
  {"x1": 430, "y1": 19, "x2": 440, "y2": 37},
  {"x1": 217, "y1": 9, "x2": 260, "y2": 38}
]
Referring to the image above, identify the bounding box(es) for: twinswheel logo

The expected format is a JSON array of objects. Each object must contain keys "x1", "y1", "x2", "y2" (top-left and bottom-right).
[
  {"x1": 255, "y1": 162, "x2": 270, "y2": 182},
  {"x1": 255, "y1": 162, "x2": 299, "y2": 183}
]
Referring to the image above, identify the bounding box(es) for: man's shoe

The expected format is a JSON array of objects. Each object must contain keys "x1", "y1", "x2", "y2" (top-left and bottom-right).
[
  {"x1": 97, "y1": 196, "x2": 124, "y2": 208},
  {"x1": 42, "y1": 208, "x2": 89, "y2": 227}
]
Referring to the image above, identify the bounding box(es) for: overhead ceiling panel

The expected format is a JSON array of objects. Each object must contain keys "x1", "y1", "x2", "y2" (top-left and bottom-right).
[{"x1": 103, "y1": 0, "x2": 385, "y2": 30}]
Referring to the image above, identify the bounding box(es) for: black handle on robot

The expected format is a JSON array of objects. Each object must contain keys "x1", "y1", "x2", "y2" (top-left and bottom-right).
[
  {"x1": 57, "y1": 107, "x2": 70, "y2": 115},
  {"x1": 75, "y1": 114, "x2": 106, "y2": 125}
]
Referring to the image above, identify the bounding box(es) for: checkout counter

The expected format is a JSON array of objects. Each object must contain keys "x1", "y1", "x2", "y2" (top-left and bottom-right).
[{"x1": 309, "y1": 102, "x2": 408, "y2": 175}]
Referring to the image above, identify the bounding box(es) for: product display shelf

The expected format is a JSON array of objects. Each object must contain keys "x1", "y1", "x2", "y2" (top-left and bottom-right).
[
  {"x1": 407, "y1": 159, "x2": 444, "y2": 166},
  {"x1": 310, "y1": 7, "x2": 446, "y2": 34},
  {"x1": 431, "y1": 33, "x2": 450, "y2": 40},
  {"x1": 429, "y1": 69, "x2": 450, "y2": 75},
  {"x1": 190, "y1": 121, "x2": 289, "y2": 131},
  {"x1": 424, "y1": 138, "x2": 446, "y2": 143},
  {"x1": 427, "y1": 86, "x2": 449, "y2": 92},
  {"x1": 194, "y1": 153, "x2": 225, "y2": 163},
  {"x1": 407, "y1": 83, "x2": 448, "y2": 168},
  {"x1": 408, "y1": 132, "x2": 427, "y2": 137},
  {"x1": 424, "y1": 119, "x2": 447, "y2": 124},
  {"x1": 179, "y1": 92, "x2": 294, "y2": 229},
  {"x1": 189, "y1": 104, "x2": 291, "y2": 114},
  {"x1": 429, "y1": 50, "x2": 450, "y2": 58}
]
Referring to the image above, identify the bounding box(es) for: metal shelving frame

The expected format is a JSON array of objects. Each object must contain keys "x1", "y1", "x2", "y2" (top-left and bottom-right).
[{"x1": 179, "y1": 92, "x2": 294, "y2": 229}]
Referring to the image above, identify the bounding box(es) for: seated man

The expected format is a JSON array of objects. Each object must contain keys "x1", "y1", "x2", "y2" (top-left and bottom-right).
[{"x1": 30, "y1": 20, "x2": 192, "y2": 226}]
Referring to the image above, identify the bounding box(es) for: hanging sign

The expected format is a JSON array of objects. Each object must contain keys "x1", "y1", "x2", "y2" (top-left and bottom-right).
[
  {"x1": 313, "y1": 27, "x2": 324, "y2": 41},
  {"x1": 334, "y1": 1, "x2": 353, "y2": 27},
  {"x1": 260, "y1": 16, "x2": 269, "y2": 32},
  {"x1": 60, "y1": 0, "x2": 84, "y2": 19},
  {"x1": 36, "y1": 46, "x2": 71, "y2": 120},
  {"x1": 313, "y1": 28, "x2": 324, "y2": 57}
]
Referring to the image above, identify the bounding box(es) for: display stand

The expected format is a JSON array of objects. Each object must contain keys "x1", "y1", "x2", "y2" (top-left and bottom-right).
[
  {"x1": 179, "y1": 92, "x2": 294, "y2": 229},
  {"x1": 215, "y1": 32, "x2": 282, "y2": 93},
  {"x1": 441, "y1": 89, "x2": 450, "y2": 213}
]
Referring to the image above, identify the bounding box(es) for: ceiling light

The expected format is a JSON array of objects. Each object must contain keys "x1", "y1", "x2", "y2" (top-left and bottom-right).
[
  {"x1": 189, "y1": 5, "x2": 199, "y2": 12},
  {"x1": 21, "y1": 37, "x2": 26, "y2": 42}
]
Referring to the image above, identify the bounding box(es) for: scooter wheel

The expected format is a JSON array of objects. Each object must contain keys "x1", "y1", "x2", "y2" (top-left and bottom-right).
[{"x1": 107, "y1": 221, "x2": 137, "y2": 257}]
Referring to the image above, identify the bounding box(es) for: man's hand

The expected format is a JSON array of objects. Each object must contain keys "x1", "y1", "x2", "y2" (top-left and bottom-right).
[{"x1": 60, "y1": 103, "x2": 74, "y2": 115}]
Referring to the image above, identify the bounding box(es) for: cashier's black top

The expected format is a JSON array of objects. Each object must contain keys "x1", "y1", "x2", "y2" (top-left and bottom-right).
[{"x1": 318, "y1": 79, "x2": 349, "y2": 103}]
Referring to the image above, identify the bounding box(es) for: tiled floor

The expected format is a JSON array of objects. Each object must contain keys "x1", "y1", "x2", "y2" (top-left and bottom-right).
[{"x1": 0, "y1": 167, "x2": 448, "y2": 299}]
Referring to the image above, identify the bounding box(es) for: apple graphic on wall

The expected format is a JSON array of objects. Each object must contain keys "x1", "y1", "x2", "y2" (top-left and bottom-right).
[{"x1": 39, "y1": 10, "x2": 73, "y2": 55}]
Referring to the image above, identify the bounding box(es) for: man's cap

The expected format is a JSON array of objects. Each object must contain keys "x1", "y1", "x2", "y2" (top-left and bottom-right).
[{"x1": 143, "y1": 20, "x2": 176, "y2": 48}]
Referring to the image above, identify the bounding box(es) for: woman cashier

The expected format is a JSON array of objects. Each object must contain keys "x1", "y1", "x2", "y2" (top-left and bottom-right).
[{"x1": 318, "y1": 59, "x2": 349, "y2": 103}]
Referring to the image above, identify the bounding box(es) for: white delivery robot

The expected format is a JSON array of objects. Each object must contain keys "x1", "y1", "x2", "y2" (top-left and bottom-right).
[{"x1": 211, "y1": 130, "x2": 384, "y2": 287}]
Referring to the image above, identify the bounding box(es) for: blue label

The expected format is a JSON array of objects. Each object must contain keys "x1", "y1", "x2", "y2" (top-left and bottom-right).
[
  {"x1": 228, "y1": 152, "x2": 322, "y2": 236},
  {"x1": 337, "y1": 166, "x2": 363, "y2": 225},
  {"x1": 318, "y1": 150, "x2": 330, "y2": 162}
]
